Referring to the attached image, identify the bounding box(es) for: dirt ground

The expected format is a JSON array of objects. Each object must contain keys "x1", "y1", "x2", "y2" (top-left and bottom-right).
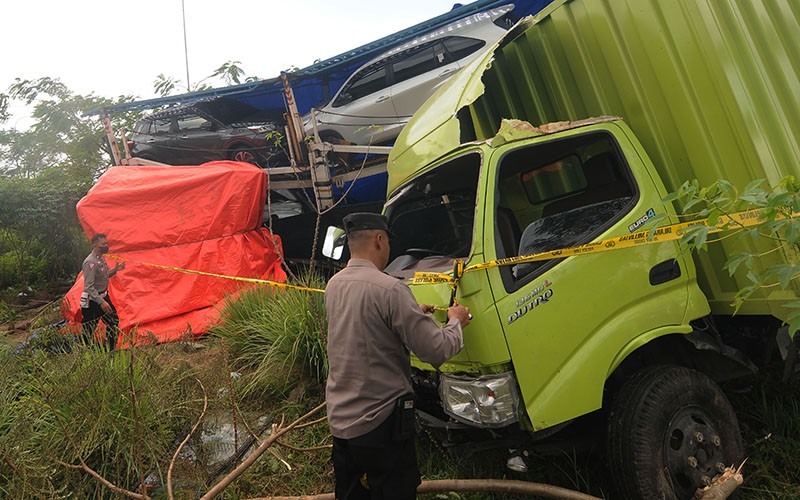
[{"x1": 0, "y1": 283, "x2": 73, "y2": 346}]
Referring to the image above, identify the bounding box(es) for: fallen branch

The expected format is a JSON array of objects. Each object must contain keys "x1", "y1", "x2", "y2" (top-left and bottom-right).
[
  {"x1": 293, "y1": 415, "x2": 328, "y2": 430},
  {"x1": 693, "y1": 462, "x2": 746, "y2": 500},
  {"x1": 167, "y1": 377, "x2": 208, "y2": 500},
  {"x1": 55, "y1": 459, "x2": 151, "y2": 500},
  {"x1": 248, "y1": 478, "x2": 603, "y2": 500},
  {"x1": 274, "y1": 439, "x2": 332, "y2": 453},
  {"x1": 199, "y1": 402, "x2": 327, "y2": 500}
]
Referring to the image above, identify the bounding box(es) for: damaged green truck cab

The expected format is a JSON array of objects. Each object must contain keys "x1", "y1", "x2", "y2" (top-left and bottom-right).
[
  {"x1": 396, "y1": 118, "x2": 709, "y2": 431},
  {"x1": 377, "y1": 0, "x2": 800, "y2": 498}
]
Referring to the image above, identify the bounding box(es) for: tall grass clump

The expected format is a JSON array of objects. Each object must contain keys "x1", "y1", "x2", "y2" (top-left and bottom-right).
[
  {"x1": 0, "y1": 343, "x2": 198, "y2": 498},
  {"x1": 729, "y1": 366, "x2": 800, "y2": 499},
  {"x1": 212, "y1": 273, "x2": 328, "y2": 398}
]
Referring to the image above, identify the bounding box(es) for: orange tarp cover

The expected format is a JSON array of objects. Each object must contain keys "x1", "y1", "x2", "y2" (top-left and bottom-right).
[{"x1": 63, "y1": 161, "x2": 286, "y2": 345}]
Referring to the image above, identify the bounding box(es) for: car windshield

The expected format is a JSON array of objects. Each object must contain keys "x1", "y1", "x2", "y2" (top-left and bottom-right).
[{"x1": 384, "y1": 152, "x2": 480, "y2": 263}]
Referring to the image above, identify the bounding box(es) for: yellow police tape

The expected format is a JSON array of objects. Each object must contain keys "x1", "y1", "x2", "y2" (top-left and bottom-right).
[
  {"x1": 105, "y1": 255, "x2": 326, "y2": 294},
  {"x1": 107, "y1": 207, "x2": 776, "y2": 294},
  {"x1": 409, "y1": 207, "x2": 773, "y2": 286}
]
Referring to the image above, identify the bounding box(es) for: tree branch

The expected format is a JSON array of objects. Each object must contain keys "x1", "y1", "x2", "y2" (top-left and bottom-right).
[
  {"x1": 246, "y1": 478, "x2": 603, "y2": 500},
  {"x1": 274, "y1": 439, "x2": 332, "y2": 453},
  {"x1": 55, "y1": 459, "x2": 151, "y2": 500},
  {"x1": 167, "y1": 378, "x2": 208, "y2": 500},
  {"x1": 198, "y1": 402, "x2": 326, "y2": 500}
]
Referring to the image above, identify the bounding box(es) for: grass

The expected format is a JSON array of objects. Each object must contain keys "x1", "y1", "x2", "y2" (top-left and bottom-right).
[
  {"x1": 0, "y1": 342, "x2": 199, "y2": 497},
  {"x1": 727, "y1": 367, "x2": 800, "y2": 499},
  {"x1": 211, "y1": 274, "x2": 328, "y2": 400}
]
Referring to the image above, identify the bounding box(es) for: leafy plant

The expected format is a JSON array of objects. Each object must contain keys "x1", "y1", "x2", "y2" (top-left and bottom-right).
[
  {"x1": 663, "y1": 176, "x2": 800, "y2": 333},
  {"x1": 211, "y1": 273, "x2": 328, "y2": 398}
]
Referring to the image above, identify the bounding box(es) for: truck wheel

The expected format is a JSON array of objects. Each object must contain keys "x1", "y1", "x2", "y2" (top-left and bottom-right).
[{"x1": 607, "y1": 365, "x2": 743, "y2": 500}]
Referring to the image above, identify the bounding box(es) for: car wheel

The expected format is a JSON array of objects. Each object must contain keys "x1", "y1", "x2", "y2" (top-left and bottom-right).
[
  {"x1": 230, "y1": 147, "x2": 261, "y2": 167},
  {"x1": 607, "y1": 365, "x2": 743, "y2": 500}
]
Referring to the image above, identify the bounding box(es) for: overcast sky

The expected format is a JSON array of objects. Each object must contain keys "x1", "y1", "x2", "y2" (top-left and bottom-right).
[{"x1": 2, "y1": 0, "x2": 462, "y2": 126}]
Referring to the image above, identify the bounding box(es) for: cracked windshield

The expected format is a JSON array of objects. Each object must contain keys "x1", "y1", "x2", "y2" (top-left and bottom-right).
[{"x1": 385, "y1": 152, "x2": 481, "y2": 271}]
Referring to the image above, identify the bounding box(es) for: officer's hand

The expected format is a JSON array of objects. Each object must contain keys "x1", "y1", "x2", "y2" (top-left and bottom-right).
[
  {"x1": 419, "y1": 304, "x2": 436, "y2": 314},
  {"x1": 447, "y1": 304, "x2": 471, "y2": 328},
  {"x1": 101, "y1": 301, "x2": 112, "y2": 314},
  {"x1": 115, "y1": 262, "x2": 126, "y2": 271}
]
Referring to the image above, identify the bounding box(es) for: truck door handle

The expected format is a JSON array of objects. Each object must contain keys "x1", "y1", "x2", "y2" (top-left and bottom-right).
[
  {"x1": 180, "y1": 135, "x2": 189, "y2": 139},
  {"x1": 375, "y1": 95, "x2": 391, "y2": 103},
  {"x1": 649, "y1": 259, "x2": 681, "y2": 286},
  {"x1": 438, "y1": 68, "x2": 458, "y2": 78}
]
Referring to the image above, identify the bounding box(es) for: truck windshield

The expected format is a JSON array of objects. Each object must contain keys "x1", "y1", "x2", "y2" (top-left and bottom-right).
[{"x1": 385, "y1": 152, "x2": 480, "y2": 260}]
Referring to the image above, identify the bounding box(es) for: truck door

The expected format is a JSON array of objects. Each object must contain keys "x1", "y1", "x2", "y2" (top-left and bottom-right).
[{"x1": 485, "y1": 125, "x2": 693, "y2": 428}]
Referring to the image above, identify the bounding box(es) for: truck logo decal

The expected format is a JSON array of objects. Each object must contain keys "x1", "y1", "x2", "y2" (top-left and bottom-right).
[
  {"x1": 628, "y1": 208, "x2": 656, "y2": 232},
  {"x1": 509, "y1": 281, "x2": 553, "y2": 324}
]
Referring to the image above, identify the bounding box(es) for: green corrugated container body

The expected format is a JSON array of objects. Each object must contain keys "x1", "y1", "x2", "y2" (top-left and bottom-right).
[{"x1": 394, "y1": 0, "x2": 800, "y2": 317}]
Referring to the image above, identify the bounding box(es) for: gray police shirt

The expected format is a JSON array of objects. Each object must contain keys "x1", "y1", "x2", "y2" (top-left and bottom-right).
[
  {"x1": 80, "y1": 252, "x2": 113, "y2": 308},
  {"x1": 325, "y1": 258, "x2": 463, "y2": 439}
]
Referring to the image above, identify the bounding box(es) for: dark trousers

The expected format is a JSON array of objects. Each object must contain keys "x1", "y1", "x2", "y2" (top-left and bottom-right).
[
  {"x1": 81, "y1": 296, "x2": 119, "y2": 350},
  {"x1": 332, "y1": 414, "x2": 421, "y2": 500}
]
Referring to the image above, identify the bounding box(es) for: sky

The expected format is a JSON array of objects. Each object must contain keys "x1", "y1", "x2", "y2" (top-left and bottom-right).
[{"x1": 1, "y1": 0, "x2": 465, "y2": 127}]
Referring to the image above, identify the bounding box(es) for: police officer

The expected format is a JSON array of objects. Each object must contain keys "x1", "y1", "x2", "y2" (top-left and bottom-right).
[
  {"x1": 80, "y1": 233, "x2": 125, "y2": 350},
  {"x1": 325, "y1": 213, "x2": 471, "y2": 500}
]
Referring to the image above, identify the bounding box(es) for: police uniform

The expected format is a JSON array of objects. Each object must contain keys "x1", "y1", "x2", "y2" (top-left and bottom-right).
[
  {"x1": 80, "y1": 251, "x2": 120, "y2": 350},
  {"x1": 325, "y1": 213, "x2": 463, "y2": 500}
]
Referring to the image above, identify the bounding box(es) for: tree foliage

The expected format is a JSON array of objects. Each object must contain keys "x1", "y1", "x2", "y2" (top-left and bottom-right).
[
  {"x1": 0, "y1": 64, "x2": 263, "y2": 290},
  {"x1": 665, "y1": 176, "x2": 800, "y2": 333},
  {"x1": 0, "y1": 77, "x2": 141, "y2": 180},
  {"x1": 0, "y1": 172, "x2": 87, "y2": 287},
  {"x1": 152, "y1": 60, "x2": 260, "y2": 97},
  {"x1": 0, "y1": 77, "x2": 140, "y2": 287}
]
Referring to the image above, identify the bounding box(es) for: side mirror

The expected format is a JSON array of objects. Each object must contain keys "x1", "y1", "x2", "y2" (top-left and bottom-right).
[{"x1": 322, "y1": 226, "x2": 346, "y2": 260}]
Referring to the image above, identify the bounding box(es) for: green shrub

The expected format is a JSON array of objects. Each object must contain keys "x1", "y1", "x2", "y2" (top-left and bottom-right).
[
  {"x1": 212, "y1": 274, "x2": 328, "y2": 398},
  {"x1": 0, "y1": 250, "x2": 47, "y2": 289}
]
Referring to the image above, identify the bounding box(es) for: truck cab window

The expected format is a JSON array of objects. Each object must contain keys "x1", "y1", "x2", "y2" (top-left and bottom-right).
[
  {"x1": 494, "y1": 132, "x2": 636, "y2": 284},
  {"x1": 384, "y1": 152, "x2": 480, "y2": 271}
]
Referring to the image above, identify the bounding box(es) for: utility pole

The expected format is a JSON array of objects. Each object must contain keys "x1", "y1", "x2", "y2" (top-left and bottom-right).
[{"x1": 182, "y1": 0, "x2": 190, "y2": 91}]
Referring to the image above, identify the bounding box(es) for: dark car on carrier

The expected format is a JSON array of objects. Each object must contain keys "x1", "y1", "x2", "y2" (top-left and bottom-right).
[{"x1": 128, "y1": 98, "x2": 288, "y2": 167}]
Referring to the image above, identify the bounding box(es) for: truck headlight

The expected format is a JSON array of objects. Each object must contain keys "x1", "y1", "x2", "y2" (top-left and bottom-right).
[{"x1": 439, "y1": 372, "x2": 520, "y2": 428}]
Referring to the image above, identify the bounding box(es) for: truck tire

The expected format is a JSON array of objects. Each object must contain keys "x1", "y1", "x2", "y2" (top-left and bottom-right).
[{"x1": 607, "y1": 365, "x2": 743, "y2": 500}]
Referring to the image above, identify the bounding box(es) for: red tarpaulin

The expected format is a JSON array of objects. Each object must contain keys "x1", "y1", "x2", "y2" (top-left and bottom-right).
[{"x1": 63, "y1": 161, "x2": 287, "y2": 345}]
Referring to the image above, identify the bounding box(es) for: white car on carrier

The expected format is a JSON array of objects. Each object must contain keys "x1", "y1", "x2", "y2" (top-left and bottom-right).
[{"x1": 305, "y1": 3, "x2": 516, "y2": 147}]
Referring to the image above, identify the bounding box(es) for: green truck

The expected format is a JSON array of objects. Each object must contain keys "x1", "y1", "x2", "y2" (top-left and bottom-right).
[{"x1": 324, "y1": 1, "x2": 799, "y2": 498}]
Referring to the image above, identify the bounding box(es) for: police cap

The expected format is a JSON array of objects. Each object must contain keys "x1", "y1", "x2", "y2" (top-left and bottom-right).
[{"x1": 342, "y1": 212, "x2": 390, "y2": 235}]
